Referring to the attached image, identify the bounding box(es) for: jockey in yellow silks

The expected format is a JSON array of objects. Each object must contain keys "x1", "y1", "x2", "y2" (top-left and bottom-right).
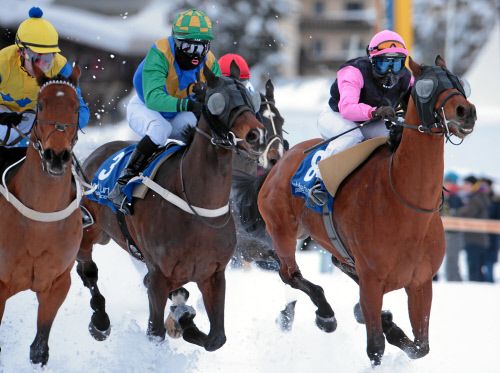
[
  {"x1": 0, "y1": 7, "x2": 89, "y2": 147},
  {"x1": 108, "y1": 9, "x2": 221, "y2": 214}
]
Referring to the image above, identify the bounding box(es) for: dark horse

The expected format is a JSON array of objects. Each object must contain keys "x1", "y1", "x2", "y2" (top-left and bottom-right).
[
  {"x1": 77, "y1": 63, "x2": 265, "y2": 351},
  {"x1": 238, "y1": 56, "x2": 476, "y2": 365},
  {"x1": 0, "y1": 67, "x2": 82, "y2": 365},
  {"x1": 231, "y1": 79, "x2": 286, "y2": 267}
]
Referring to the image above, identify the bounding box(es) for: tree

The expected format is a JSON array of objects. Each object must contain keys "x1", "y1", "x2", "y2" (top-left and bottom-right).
[{"x1": 171, "y1": 0, "x2": 290, "y2": 78}]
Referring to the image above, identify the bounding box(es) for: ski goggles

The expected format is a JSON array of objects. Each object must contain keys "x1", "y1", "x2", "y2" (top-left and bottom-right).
[
  {"x1": 24, "y1": 49, "x2": 55, "y2": 69},
  {"x1": 174, "y1": 39, "x2": 210, "y2": 58},
  {"x1": 372, "y1": 56, "x2": 406, "y2": 75},
  {"x1": 368, "y1": 40, "x2": 406, "y2": 54}
]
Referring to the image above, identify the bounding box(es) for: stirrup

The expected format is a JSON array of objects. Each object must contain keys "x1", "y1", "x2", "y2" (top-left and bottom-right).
[
  {"x1": 308, "y1": 183, "x2": 328, "y2": 207},
  {"x1": 118, "y1": 196, "x2": 134, "y2": 216},
  {"x1": 81, "y1": 205, "x2": 94, "y2": 229}
]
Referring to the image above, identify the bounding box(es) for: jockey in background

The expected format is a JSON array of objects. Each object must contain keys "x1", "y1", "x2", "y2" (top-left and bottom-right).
[
  {"x1": 0, "y1": 7, "x2": 89, "y2": 150},
  {"x1": 108, "y1": 9, "x2": 221, "y2": 214},
  {"x1": 317, "y1": 29, "x2": 413, "y2": 160},
  {"x1": 218, "y1": 53, "x2": 255, "y2": 91}
]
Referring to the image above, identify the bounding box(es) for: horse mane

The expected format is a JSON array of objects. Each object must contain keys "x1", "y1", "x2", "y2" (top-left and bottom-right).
[
  {"x1": 387, "y1": 125, "x2": 403, "y2": 152},
  {"x1": 180, "y1": 125, "x2": 196, "y2": 145}
]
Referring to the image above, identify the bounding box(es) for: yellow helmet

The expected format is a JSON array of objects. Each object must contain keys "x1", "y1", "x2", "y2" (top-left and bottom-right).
[{"x1": 16, "y1": 7, "x2": 60, "y2": 53}]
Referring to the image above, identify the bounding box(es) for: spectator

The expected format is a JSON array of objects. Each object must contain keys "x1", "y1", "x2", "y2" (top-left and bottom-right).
[
  {"x1": 442, "y1": 171, "x2": 464, "y2": 281},
  {"x1": 457, "y1": 175, "x2": 491, "y2": 281},
  {"x1": 480, "y1": 178, "x2": 500, "y2": 282}
]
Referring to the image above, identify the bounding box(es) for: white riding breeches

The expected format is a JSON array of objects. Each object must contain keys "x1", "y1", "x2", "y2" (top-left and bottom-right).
[
  {"x1": 317, "y1": 107, "x2": 388, "y2": 158},
  {"x1": 0, "y1": 106, "x2": 36, "y2": 147},
  {"x1": 127, "y1": 94, "x2": 197, "y2": 146}
]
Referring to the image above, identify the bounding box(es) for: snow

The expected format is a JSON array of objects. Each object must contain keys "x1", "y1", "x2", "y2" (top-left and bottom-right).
[{"x1": 1, "y1": 246, "x2": 499, "y2": 372}]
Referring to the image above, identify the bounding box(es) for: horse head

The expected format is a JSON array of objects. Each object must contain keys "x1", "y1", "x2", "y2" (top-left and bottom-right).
[
  {"x1": 258, "y1": 79, "x2": 285, "y2": 169},
  {"x1": 408, "y1": 55, "x2": 476, "y2": 138},
  {"x1": 203, "y1": 61, "x2": 265, "y2": 157},
  {"x1": 33, "y1": 64, "x2": 80, "y2": 176}
]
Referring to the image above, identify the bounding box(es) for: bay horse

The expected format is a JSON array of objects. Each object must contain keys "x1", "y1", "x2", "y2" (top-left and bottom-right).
[
  {"x1": 0, "y1": 67, "x2": 82, "y2": 365},
  {"x1": 76, "y1": 63, "x2": 265, "y2": 351},
  {"x1": 238, "y1": 56, "x2": 476, "y2": 365},
  {"x1": 231, "y1": 79, "x2": 286, "y2": 267}
]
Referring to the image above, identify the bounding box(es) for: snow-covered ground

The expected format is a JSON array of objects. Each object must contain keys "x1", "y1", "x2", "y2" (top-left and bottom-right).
[{"x1": 1, "y1": 246, "x2": 499, "y2": 373}]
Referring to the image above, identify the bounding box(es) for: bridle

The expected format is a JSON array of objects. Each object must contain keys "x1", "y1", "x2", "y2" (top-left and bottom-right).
[
  {"x1": 258, "y1": 96, "x2": 284, "y2": 167},
  {"x1": 31, "y1": 80, "x2": 79, "y2": 170}
]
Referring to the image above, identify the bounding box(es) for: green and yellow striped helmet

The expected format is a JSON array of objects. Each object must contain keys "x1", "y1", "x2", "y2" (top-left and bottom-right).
[{"x1": 172, "y1": 9, "x2": 214, "y2": 41}]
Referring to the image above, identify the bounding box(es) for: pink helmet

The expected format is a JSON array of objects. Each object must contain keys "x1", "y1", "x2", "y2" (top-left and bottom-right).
[{"x1": 367, "y1": 30, "x2": 408, "y2": 57}]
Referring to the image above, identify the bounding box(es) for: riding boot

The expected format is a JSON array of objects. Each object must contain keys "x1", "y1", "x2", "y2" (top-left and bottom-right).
[{"x1": 108, "y1": 135, "x2": 158, "y2": 215}]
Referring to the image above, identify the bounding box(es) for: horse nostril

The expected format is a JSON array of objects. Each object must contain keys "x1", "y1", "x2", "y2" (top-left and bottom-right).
[
  {"x1": 456, "y1": 105, "x2": 466, "y2": 118},
  {"x1": 246, "y1": 129, "x2": 260, "y2": 145},
  {"x1": 60, "y1": 150, "x2": 71, "y2": 163},
  {"x1": 43, "y1": 149, "x2": 54, "y2": 161}
]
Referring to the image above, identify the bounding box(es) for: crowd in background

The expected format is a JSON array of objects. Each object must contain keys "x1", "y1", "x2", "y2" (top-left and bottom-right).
[{"x1": 442, "y1": 172, "x2": 500, "y2": 282}]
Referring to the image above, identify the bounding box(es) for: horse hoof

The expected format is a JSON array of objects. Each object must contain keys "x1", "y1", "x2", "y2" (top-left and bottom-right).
[
  {"x1": 89, "y1": 312, "x2": 111, "y2": 341},
  {"x1": 275, "y1": 300, "x2": 297, "y2": 332},
  {"x1": 204, "y1": 334, "x2": 226, "y2": 352},
  {"x1": 353, "y1": 303, "x2": 365, "y2": 324},
  {"x1": 30, "y1": 348, "x2": 49, "y2": 366},
  {"x1": 315, "y1": 313, "x2": 337, "y2": 333}
]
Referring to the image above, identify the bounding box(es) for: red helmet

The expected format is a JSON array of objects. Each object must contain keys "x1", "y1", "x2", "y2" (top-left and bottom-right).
[{"x1": 218, "y1": 53, "x2": 250, "y2": 79}]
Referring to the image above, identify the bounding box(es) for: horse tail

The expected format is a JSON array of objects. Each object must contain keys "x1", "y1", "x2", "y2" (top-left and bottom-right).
[{"x1": 232, "y1": 169, "x2": 270, "y2": 235}]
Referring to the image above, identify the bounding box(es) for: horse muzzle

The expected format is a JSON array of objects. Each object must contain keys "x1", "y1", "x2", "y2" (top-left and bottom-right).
[{"x1": 42, "y1": 148, "x2": 72, "y2": 176}]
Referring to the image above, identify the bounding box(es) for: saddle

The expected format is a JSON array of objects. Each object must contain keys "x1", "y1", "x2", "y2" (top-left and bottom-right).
[{"x1": 318, "y1": 136, "x2": 387, "y2": 196}]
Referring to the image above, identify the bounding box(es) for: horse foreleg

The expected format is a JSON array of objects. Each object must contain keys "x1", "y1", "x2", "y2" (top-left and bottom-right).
[
  {"x1": 278, "y1": 256, "x2": 335, "y2": 333},
  {"x1": 30, "y1": 269, "x2": 71, "y2": 366},
  {"x1": 194, "y1": 270, "x2": 227, "y2": 351},
  {"x1": 146, "y1": 268, "x2": 170, "y2": 340},
  {"x1": 359, "y1": 278, "x2": 385, "y2": 366},
  {"x1": 380, "y1": 281, "x2": 432, "y2": 360},
  {"x1": 76, "y1": 244, "x2": 110, "y2": 341}
]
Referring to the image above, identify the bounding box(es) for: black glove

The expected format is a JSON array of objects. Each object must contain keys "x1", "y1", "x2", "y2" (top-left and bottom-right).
[
  {"x1": 0, "y1": 112, "x2": 23, "y2": 127},
  {"x1": 187, "y1": 100, "x2": 203, "y2": 118},
  {"x1": 372, "y1": 106, "x2": 396, "y2": 120},
  {"x1": 191, "y1": 82, "x2": 207, "y2": 103}
]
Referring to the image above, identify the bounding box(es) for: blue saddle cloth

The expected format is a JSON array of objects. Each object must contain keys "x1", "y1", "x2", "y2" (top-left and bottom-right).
[
  {"x1": 290, "y1": 143, "x2": 334, "y2": 214},
  {"x1": 86, "y1": 143, "x2": 184, "y2": 212}
]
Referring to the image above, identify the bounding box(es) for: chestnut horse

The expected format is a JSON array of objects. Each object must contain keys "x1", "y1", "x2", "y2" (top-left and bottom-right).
[
  {"x1": 76, "y1": 64, "x2": 264, "y2": 351},
  {"x1": 239, "y1": 56, "x2": 476, "y2": 365},
  {"x1": 0, "y1": 68, "x2": 82, "y2": 365}
]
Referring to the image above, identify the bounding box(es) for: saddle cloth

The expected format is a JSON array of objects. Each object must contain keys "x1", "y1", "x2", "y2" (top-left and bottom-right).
[
  {"x1": 291, "y1": 136, "x2": 387, "y2": 214},
  {"x1": 86, "y1": 141, "x2": 185, "y2": 212}
]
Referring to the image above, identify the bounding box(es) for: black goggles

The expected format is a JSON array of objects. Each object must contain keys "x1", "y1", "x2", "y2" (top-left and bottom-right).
[
  {"x1": 174, "y1": 39, "x2": 210, "y2": 58},
  {"x1": 372, "y1": 56, "x2": 406, "y2": 75}
]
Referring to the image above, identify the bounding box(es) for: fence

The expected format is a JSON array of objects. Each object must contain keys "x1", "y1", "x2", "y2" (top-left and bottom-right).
[{"x1": 442, "y1": 217, "x2": 500, "y2": 234}]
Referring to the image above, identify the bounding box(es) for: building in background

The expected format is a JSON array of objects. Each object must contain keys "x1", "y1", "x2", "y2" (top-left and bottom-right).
[{"x1": 293, "y1": 0, "x2": 376, "y2": 76}]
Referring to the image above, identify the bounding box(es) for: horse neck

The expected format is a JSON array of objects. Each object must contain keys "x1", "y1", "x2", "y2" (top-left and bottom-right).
[
  {"x1": 182, "y1": 116, "x2": 233, "y2": 208},
  {"x1": 11, "y1": 146, "x2": 74, "y2": 210},
  {"x1": 392, "y1": 105, "x2": 444, "y2": 205}
]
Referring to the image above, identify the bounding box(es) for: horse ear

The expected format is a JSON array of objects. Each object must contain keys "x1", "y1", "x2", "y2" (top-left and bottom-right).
[
  {"x1": 408, "y1": 56, "x2": 423, "y2": 77},
  {"x1": 265, "y1": 79, "x2": 275, "y2": 102},
  {"x1": 204, "y1": 66, "x2": 217, "y2": 88},
  {"x1": 229, "y1": 60, "x2": 241, "y2": 80},
  {"x1": 69, "y1": 64, "x2": 81, "y2": 86},
  {"x1": 435, "y1": 55, "x2": 447, "y2": 68}
]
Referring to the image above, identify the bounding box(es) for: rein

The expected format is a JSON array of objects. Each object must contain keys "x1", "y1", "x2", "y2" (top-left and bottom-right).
[{"x1": 388, "y1": 152, "x2": 444, "y2": 214}]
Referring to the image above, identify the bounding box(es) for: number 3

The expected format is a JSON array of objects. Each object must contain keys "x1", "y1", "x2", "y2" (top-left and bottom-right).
[{"x1": 98, "y1": 151, "x2": 125, "y2": 181}]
